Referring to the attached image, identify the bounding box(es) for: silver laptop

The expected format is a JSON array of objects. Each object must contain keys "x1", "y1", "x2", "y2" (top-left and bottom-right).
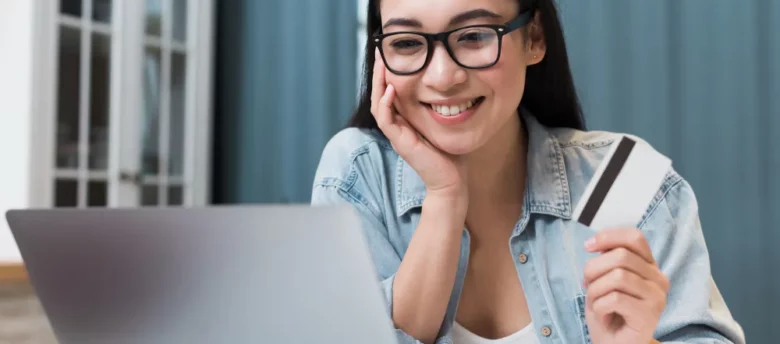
[{"x1": 6, "y1": 205, "x2": 397, "y2": 344}]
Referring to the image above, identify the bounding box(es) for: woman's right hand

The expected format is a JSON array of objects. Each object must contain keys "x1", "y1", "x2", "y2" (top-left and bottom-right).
[
  {"x1": 373, "y1": 51, "x2": 467, "y2": 341},
  {"x1": 371, "y1": 49, "x2": 468, "y2": 202}
]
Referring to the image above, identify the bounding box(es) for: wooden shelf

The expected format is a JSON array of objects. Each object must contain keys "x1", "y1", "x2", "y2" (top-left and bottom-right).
[{"x1": 0, "y1": 263, "x2": 28, "y2": 283}]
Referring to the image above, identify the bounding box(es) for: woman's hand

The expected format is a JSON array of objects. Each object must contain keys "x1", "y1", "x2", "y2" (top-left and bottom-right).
[
  {"x1": 371, "y1": 49, "x2": 468, "y2": 201},
  {"x1": 583, "y1": 228, "x2": 669, "y2": 344}
]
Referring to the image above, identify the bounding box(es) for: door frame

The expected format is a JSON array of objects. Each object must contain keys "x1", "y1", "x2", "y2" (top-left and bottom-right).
[{"x1": 28, "y1": 0, "x2": 215, "y2": 208}]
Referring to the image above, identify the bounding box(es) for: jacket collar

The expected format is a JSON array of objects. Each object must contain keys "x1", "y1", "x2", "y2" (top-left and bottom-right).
[{"x1": 395, "y1": 111, "x2": 572, "y2": 219}]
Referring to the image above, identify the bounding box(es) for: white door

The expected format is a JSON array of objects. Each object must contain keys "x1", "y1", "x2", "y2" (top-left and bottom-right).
[{"x1": 34, "y1": 0, "x2": 214, "y2": 208}]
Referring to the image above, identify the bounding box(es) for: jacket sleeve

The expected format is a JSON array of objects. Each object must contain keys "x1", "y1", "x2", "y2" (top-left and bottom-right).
[
  {"x1": 311, "y1": 182, "x2": 425, "y2": 344},
  {"x1": 641, "y1": 177, "x2": 746, "y2": 344}
]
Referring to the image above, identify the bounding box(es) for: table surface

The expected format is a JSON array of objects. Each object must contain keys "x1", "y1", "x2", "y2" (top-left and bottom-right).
[{"x1": 0, "y1": 264, "x2": 28, "y2": 283}]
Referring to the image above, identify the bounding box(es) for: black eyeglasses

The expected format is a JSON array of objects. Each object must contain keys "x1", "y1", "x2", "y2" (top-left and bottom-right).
[{"x1": 374, "y1": 9, "x2": 535, "y2": 75}]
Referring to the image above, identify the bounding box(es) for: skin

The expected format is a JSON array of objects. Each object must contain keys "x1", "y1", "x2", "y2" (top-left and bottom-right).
[{"x1": 371, "y1": 0, "x2": 669, "y2": 343}]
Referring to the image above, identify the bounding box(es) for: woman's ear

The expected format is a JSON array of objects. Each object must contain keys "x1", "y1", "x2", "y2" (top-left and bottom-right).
[{"x1": 526, "y1": 12, "x2": 546, "y2": 66}]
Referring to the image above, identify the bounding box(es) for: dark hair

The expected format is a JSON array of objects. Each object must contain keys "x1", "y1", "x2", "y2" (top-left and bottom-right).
[{"x1": 348, "y1": 0, "x2": 586, "y2": 131}]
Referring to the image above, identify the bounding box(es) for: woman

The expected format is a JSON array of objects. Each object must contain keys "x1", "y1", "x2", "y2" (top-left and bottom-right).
[{"x1": 312, "y1": 0, "x2": 745, "y2": 343}]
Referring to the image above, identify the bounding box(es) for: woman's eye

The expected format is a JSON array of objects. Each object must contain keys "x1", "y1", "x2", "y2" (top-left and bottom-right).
[
  {"x1": 458, "y1": 32, "x2": 493, "y2": 43},
  {"x1": 391, "y1": 40, "x2": 423, "y2": 49}
]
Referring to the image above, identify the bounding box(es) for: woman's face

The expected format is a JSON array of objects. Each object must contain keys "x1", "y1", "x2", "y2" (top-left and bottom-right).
[{"x1": 378, "y1": 0, "x2": 544, "y2": 155}]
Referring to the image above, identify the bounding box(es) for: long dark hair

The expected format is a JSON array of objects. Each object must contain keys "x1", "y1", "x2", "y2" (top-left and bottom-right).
[{"x1": 348, "y1": 0, "x2": 586, "y2": 131}]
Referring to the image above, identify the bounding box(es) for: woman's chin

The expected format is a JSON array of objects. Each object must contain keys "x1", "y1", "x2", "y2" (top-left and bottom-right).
[{"x1": 427, "y1": 135, "x2": 481, "y2": 156}]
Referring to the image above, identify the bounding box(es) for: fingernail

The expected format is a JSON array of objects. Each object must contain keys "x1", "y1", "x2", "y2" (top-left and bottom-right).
[
  {"x1": 387, "y1": 84, "x2": 394, "y2": 94},
  {"x1": 584, "y1": 237, "x2": 596, "y2": 251}
]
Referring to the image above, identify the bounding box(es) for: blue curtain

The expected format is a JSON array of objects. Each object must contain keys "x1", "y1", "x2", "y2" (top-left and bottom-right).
[
  {"x1": 557, "y1": 1, "x2": 779, "y2": 342},
  {"x1": 215, "y1": 0, "x2": 777, "y2": 341},
  {"x1": 213, "y1": 0, "x2": 357, "y2": 204}
]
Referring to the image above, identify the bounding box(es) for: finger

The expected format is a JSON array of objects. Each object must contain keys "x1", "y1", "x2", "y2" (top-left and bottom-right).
[
  {"x1": 589, "y1": 291, "x2": 660, "y2": 330},
  {"x1": 376, "y1": 85, "x2": 401, "y2": 138},
  {"x1": 394, "y1": 113, "x2": 411, "y2": 127},
  {"x1": 585, "y1": 228, "x2": 655, "y2": 264},
  {"x1": 392, "y1": 98, "x2": 403, "y2": 116},
  {"x1": 394, "y1": 114, "x2": 427, "y2": 149},
  {"x1": 393, "y1": 113, "x2": 423, "y2": 139},
  {"x1": 583, "y1": 247, "x2": 666, "y2": 289},
  {"x1": 586, "y1": 268, "x2": 665, "y2": 304},
  {"x1": 370, "y1": 48, "x2": 386, "y2": 116}
]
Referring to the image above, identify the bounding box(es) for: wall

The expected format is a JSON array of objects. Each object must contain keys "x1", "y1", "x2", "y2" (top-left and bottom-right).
[
  {"x1": 557, "y1": 1, "x2": 779, "y2": 342},
  {"x1": 0, "y1": 0, "x2": 35, "y2": 263}
]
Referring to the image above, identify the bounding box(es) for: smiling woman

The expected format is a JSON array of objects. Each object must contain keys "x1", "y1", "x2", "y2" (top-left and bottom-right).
[{"x1": 312, "y1": 0, "x2": 746, "y2": 343}]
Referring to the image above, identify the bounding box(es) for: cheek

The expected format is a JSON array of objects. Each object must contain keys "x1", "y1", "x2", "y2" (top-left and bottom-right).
[
  {"x1": 483, "y1": 59, "x2": 526, "y2": 109},
  {"x1": 386, "y1": 75, "x2": 418, "y2": 107},
  {"x1": 490, "y1": 37, "x2": 528, "y2": 96}
]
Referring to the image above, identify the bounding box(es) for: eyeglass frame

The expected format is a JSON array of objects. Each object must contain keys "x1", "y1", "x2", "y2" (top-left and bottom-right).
[{"x1": 373, "y1": 9, "x2": 536, "y2": 76}]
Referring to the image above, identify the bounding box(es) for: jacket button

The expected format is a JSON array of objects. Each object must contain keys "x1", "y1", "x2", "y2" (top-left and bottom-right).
[
  {"x1": 518, "y1": 253, "x2": 528, "y2": 264},
  {"x1": 540, "y1": 326, "x2": 552, "y2": 337}
]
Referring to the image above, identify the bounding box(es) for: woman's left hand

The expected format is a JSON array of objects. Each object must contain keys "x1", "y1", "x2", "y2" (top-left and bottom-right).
[{"x1": 583, "y1": 228, "x2": 669, "y2": 344}]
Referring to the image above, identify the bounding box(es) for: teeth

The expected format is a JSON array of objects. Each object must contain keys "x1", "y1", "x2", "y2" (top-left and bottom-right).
[{"x1": 431, "y1": 99, "x2": 478, "y2": 116}]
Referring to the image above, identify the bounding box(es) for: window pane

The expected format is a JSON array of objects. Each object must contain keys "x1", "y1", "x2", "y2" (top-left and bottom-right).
[
  {"x1": 168, "y1": 186, "x2": 183, "y2": 205},
  {"x1": 142, "y1": 47, "x2": 162, "y2": 175},
  {"x1": 169, "y1": 52, "x2": 186, "y2": 176},
  {"x1": 56, "y1": 26, "x2": 82, "y2": 169},
  {"x1": 89, "y1": 33, "x2": 111, "y2": 170},
  {"x1": 93, "y1": 0, "x2": 112, "y2": 23},
  {"x1": 61, "y1": 0, "x2": 82, "y2": 17},
  {"x1": 141, "y1": 185, "x2": 158, "y2": 205},
  {"x1": 145, "y1": 0, "x2": 162, "y2": 37},
  {"x1": 55, "y1": 179, "x2": 78, "y2": 207},
  {"x1": 87, "y1": 181, "x2": 107, "y2": 206},
  {"x1": 172, "y1": 0, "x2": 188, "y2": 42}
]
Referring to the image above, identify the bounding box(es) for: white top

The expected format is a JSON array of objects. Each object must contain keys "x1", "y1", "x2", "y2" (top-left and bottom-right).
[{"x1": 451, "y1": 322, "x2": 541, "y2": 344}]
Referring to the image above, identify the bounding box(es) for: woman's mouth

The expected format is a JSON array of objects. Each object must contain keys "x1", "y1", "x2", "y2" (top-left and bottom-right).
[
  {"x1": 422, "y1": 96, "x2": 485, "y2": 125},
  {"x1": 426, "y1": 97, "x2": 485, "y2": 116}
]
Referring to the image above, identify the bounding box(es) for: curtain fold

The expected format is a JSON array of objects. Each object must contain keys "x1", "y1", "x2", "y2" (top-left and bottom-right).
[
  {"x1": 214, "y1": 0, "x2": 357, "y2": 204},
  {"x1": 558, "y1": 1, "x2": 779, "y2": 341},
  {"x1": 214, "y1": 1, "x2": 777, "y2": 341}
]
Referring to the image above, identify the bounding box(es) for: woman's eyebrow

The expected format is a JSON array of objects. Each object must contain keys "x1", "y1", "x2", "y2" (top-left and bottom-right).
[
  {"x1": 449, "y1": 9, "x2": 503, "y2": 26},
  {"x1": 382, "y1": 9, "x2": 503, "y2": 30}
]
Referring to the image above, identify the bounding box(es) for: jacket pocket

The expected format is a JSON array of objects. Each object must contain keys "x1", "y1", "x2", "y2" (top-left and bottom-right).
[{"x1": 573, "y1": 294, "x2": 593, "y2": 344}]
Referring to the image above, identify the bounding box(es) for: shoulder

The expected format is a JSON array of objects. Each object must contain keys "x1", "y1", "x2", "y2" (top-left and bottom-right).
[
  {"x1": 549, "y1": 125, "x2": 669, "y2": 172},
  {"x1": 318, "y1": 127, "x2": 392, "y2": 160},
  {"x1": 548, "y1": 126, "x2": 687, "y2": 223},
  {"x1": 550, "y1": 125, "x2": 651, "y2": 151},
  {"x1": 311, "y1": 127, "x2": 400, "y2": 216},
  {"x1": 549, "y1": 125, "x2": 664, "y2": 173},
  {"x1": 313, "y1": 127, "x2": 393, "y2": 185}
]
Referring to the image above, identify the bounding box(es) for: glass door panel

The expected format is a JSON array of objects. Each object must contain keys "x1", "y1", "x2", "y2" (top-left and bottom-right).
[
  {"x1": 53, "y1": 0, "x2": 114, "y2": 208},
  {"x1": 137, "y1": 0, "x2": 192, "y2": 206}
]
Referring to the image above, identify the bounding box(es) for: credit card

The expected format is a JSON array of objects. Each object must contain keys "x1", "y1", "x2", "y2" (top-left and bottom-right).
[{"x1": 571, "y1": 135, "x2": 672, "y2": 231}]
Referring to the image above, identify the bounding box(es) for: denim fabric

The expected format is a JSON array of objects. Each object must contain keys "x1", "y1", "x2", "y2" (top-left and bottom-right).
[{"x1": 311, "y1": 113, "x2": 746, "y2": 344}]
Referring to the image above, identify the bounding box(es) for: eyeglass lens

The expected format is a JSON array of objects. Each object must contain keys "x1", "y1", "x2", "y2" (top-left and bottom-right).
[{"x1": 381, "y1": 26, "x2": 500, "y2": 73}]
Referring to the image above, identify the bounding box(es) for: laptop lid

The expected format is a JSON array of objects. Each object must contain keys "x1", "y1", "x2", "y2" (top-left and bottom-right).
[{"x1": 6, "y1": 205, "x2": 397, "y2": 344}]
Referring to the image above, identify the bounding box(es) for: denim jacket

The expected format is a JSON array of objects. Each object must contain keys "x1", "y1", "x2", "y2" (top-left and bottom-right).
[{"x1": 310, "y1": 113, "x2": 746, "y2": 344}]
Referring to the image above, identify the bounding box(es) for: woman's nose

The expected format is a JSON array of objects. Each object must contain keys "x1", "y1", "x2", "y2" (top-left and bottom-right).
[{"x1": 421, "y1": 44, "x2": 467, "y2": 92}]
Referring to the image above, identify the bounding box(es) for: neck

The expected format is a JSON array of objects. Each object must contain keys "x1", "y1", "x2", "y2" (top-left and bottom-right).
[{"x1": 466, "y1": 113, "x2": 527, "y2": 206}]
